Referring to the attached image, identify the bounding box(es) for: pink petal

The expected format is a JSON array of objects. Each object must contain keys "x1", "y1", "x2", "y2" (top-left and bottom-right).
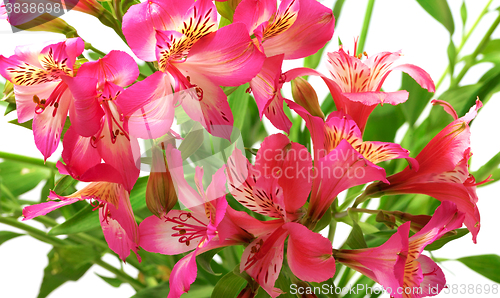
[
  {"x1": 262, "y1": 0, "x2": 334, "y2": 59},
  {"x1": 63, "y1": 76, "x2": 104, "y2": 137},
  {"x1": 392, "y1": 64, "x2": 435, "y2": 92},
  {"x1": 205, "y1": 166, "x2": 228, "y2": 206},
  {"x1": 0, "y1": 54, "x2": 47, "y2": 85},
  {"x1": 33, "y1": 83, "x2": 72, "y2": 160},
  {"x1": 178, "y1": 72, "x2": 234, "y2": 140},
  {"x1": 78, "y1": 50, "x2": 139, "y2": 87},
  {"x1": 249, "y1": 54, "x2": 284, "y2": 115},
  {"x1": 122, "y1": 0, "x2": 194, "y2": 61},
  {"x1": 139, "y1": 210, "x2": 207, "y2": 255},
  {"x1": 22, "y1": 195, "x2": 80, "y2": 220},
  {"x1": 179, "y1": 23, "x2": 266, "y2": 86},
  {"x1": 108, "y1": 185, "x2": 140, "y2": 246},
  {"x1": 97, "y1": 117, "x2": 140, "y2": 191},
  {"x1": 285, "y1": 222, "x2": 335, "y2": 282},
  {"x1": 254, "y1": 134, "x2": 312, "y2": 213},
  {"x1": 233, "y1": 0, "x2": 277, "y2": 33},
  {"x1": 39, "y1": 38, "x2": 84, "y2": 75},
  {"x1": 308, "y1": 139, "x2": 388, "y2": 221},
  {"x1": 343, "y1": 90, "x2": 409, "y2": 106},
  {"x1": 60, "y1": 126, "x2": 101, "y2": 177},
  {"x1": 359, "y1": 141, "x2": 419, "y2": 170},
  {"x1": 263, "y1": 94, "x2": 292, "y2": 133},
  {"x1": 167, "y1": 251, "x2": 198, "y2": 298},
  {"x1": 241, "y1": 227, "x2": 288, "y2": 298},
  {"x1": 326, "y1": 49, "x2": 371, "y2": 93}
]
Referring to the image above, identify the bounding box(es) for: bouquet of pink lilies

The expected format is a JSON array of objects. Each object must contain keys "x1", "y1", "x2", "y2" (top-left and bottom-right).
[{"x1": 1, "y1": 0, "x2": 500, "y2": 297}]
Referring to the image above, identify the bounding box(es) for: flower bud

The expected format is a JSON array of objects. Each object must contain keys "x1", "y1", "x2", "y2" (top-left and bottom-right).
[
  {"x1": 146, "y1": 145, "x2": 177, "y2": 217},
  {"x1": 291, "y1": 77, "x2": 324, "y2": 119},
  {"x1": 72, "y1": 0, "x2": 107, "y2": 18},
  {"x1": 10, "y1": 14, "x2": 77, "y2": 36},
  {"x1": 237, "y1": 284, "x2": 257, "y2": 298}
]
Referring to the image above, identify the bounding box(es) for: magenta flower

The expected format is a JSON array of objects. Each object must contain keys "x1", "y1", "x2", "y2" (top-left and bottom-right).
[
  {"x1": 57, "y1": 51, "x2": 140, "y2": 191},
  {"x1": 0, "y1": 38, "x2": 84, "y2": 160},
  {"x1": 226, "y1": 134, "x2": 336, "y2": 296},
  {"x1": 324, "y1": 44, "x2": 435, "y2": 131},
  {"x1": 335, "y1": 201, "x2": 465, "y2": 298},
  {"x1": 121, "y1": 0, "x2": 265, "y2": 139},
  {"x1": 288, "y1": 99, "x2": 418, "y2": 168},
  {"x1": 23, "y1": 182, "x2": 141, "y2": 261},
  {"x1": 364, "y1": 99, "x2": 487, "y2": 243},
  {"x1": 139, "y1": 145, "x2": 236, "y2": 298},
  {"x1": 233, "y1": 0, "x2": 335, "y2": 59}
]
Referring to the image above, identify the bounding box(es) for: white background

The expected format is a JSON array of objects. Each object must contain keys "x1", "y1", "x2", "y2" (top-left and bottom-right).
[{"x1": 1, "y1": 0, "x2": 500, "y2": 297}]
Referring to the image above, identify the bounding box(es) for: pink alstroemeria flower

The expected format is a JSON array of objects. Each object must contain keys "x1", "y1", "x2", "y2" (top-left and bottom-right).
[
  {"x1": 227, "y1": 134, "x2": 336, "y2": 297},
  {"x1": 324, "y1": 43, "x2": 435, "y2": 132},
  {"x1": 121, "y1": 0, "x2": 265, "y2": 139},
  {"x1": 23, "y1": 182, "x2": 141, "y2": 261},
  {"x1": 287, "y1": 99, "x2": 418, "y2": 167},
  {"x1": 57, "y1": 51, "x2": 140, "y2": 191},
  {"x1": 363, "y1": 99, "x2": 487, "y2": 243},
  {"x1": 335, "y1": 201, "x2": 465, "y2": 298},
  {"x1": 0, "y1": 38, "x2": 84, "y2": 160},
  {"x1": 233, "y1": 0, "x2": 335, "y2": 59}
]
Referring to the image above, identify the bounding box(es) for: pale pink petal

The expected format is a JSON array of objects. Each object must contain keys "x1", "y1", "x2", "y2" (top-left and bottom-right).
[
  {"x1": 263, "y1": 0, "x2": 334, "y2": 59},
  {"x1": 13, "y1": 82, "x2": 60, "y2": 123},
  {"x1": 22, "y1": 195, "x2": 80, "y2": 220},
  {"x1": 139, "y1": 210, "x2": 208, "y2": 255},
  {"x1": 78, "y1": 50, "x2": 139, "y2": 87},
  {"x1": 108, "y1": 186, "x2": 140, "y2": 248},
  {"x1": 241, "y1": 227, "x2": 288, "y2": 298},
  {"x1": 285, "y1": 222, "x2": 335, "y2": 282},
  {"x1": 359, "y1": 141, "x2": 419, "y2": 170},
  {"x1": 326, "y1": 49, "x2": 371, "y2": 93},
  {"x1": 100, "y1": 212, "x2": 139, "y2": 262},
  {"x1": 122, "y1": 0, "x2": 194, "y2": 61},
  {"x1": 118, "y1": 71, "x2": 177, "y2": 139},
  {"x1": 179, "y1": 72, "x2": 233, "y2": 140},
  {"x1": 33, "y1": 84, "x2": 72, "y2": 160},
  {"x1": 205, "y1": 166, "x2": 228, "y2": 205},
  {"x1": 418, "y1": 255, "x2": 446, "y2": 296},
  {"x1": 165, "y1": 146, "x2": 204, "y2": 208},
  {"x1": 233, "y1": 0, "x2": 277, "y2": 33},
  {"x1": 343, "y1": 90, "x2": 409, "y2": 106},
  {"x1": 179, "y1": 23, "x2": 265, "y2": 86},
  {"x1": 62, "y1": 76, "x2": 104, "y2": 137},
  {"x1": 0, "y1": 54, "x2": 49, "y2": 86}
]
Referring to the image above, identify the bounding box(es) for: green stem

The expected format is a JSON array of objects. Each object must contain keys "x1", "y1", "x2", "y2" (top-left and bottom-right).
[
  {"x1": 94, "y1": 259, "x2": 145, "y2": 291},
  {"x1": 0, "y1": 151, "x2": 56, "y2": 169},
  {"x1": 327, "y1": 220, "x2": 337, "y2": 243},
  {"x1": 451, "y1": 10, "x2": 500, "y2": 88},
  {"x1": 356, "y1": 0, "x2": 375, "y2": 56},
  {"x1": 0, "y1": 216, "x2": 67, "y2": 246},
  {"x1": 86, "y1": 44, "x2": 107, "y2": 57},
  {"x1": 435, "y1": 0, "x2": 493, "y2": 90},
  {"x1": 0, "y1": 216, "x2": 145, "y2": 290}
]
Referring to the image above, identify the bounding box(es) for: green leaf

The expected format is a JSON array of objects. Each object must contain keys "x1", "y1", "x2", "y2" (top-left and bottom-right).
[
  {"x1": 130, "y1": 176, "x2": 149, "y2": 211},
  {"x1": 333, "y1": 0, "x2": 346, "y2": 23},
  {"x1": 399, "y1": 73, "x2": 434, "y2": 127},
  {"x1": 473, "y1": 150, "x2": 500, "y2": 182},
  {"x1": 38, "y1": 246, "x2": 100, "y2": 298},
  {"x1": 8, "y1": 118, "x2": 33, "y2": 130},
  {"x1": 304, "y1": 44, "x2": 327, "y2": 69},
  {"x1": 131, "y1": 282, "x2": 170, "y2": 298},
  {"x1": 48, "y1": 204, "x2": 100, "y2": 235},
  {"x1": 198, "y1": 247, "x2": 224, "y2": 276},
  {"x1": 0, "y1": 160, "x2": 51, "y2": 196},
  {"x1": 447, "y1": 39, "x2": 456, "y2": 77},
  {"x1": 345, "y1": 221, "x2": 367, "y2": 249},
  {"x1": 228, "y1": 84, "x2": 250, "y2": 132},
  {"x1": 53, "y1": 175, "x2": 78, "y2": 196},
  {"x1": 457, "y1": 254, "x2": 500, "y2": 283},
  {"x1": 425, "y1": 228, "x2": 469, "y2": 251},
  {"x1": 4, "y1": 102, "x2": 16, "y2": 116},
  {"x1": 365, "y1": 230, "x2": 397, "y2": 248},
  {"x1": 215, "y1": 1, "x2": 235, "y2": 22},
  {"x1": 416, "y1": 0, "x2": 455, "y2": 35},
  {"x1": 0, "y1": 231, "x2": 24, "y2": 246},
  {"x1": 460, "y1": 1, "x2": 467, "y2": 27},
  {"x1": 95, "y1": 273, "x2": 123, "y2": 288},
  {"x1": 363, "y1": 104, "x2": 405, "y2": 142},
  {"x1": 211, "y1": 270, "x2": 247, "y2": 298},
  {"x1": 40, "y1": 172, "x2": 55, "y2": 203},
  {"x1": 482, "y1": 39, "x2": 500, "y2": 55}
]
